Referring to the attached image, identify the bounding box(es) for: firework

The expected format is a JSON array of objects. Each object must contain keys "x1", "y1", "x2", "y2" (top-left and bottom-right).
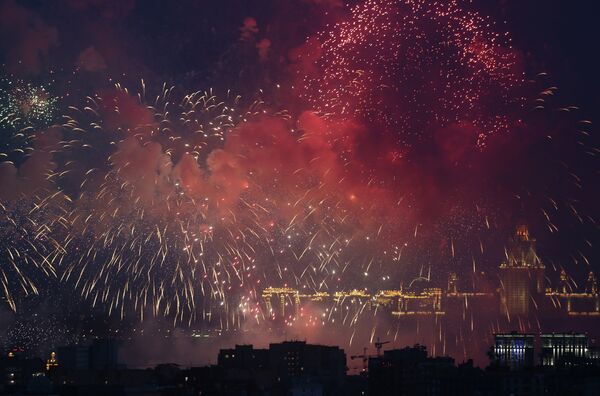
[
  {"x1": 50, "y1": 83, "x2": 364, "y2": 325},
  {"x1": 0, "y1": 77, "x2": 58, "y2": 165},
  {"x1": 0, "y1": 2, "x2": 596, "y2": 346},
  {"x1": 0, "y1": 79, "x2": 56, "y2": 127},
  {"x1": 0, "y1": 195, "x2": 66, "y2": 312},
  {"x1": 297, "y1": 0, "x2": 525, "y2": 147}
]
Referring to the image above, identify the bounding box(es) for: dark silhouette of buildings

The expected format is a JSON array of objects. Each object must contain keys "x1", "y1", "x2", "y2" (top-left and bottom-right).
[
  {"x1": 56, "y1": 339, "x2": 120, "y2": 371},
  {"x1": 0, "y1": 348, "x2": 45, "y2": 394},
  {"x1": 218, "y1": 344, "x2": 268, "y2": 370},
  {"x1": 367, "y1": 344, "x2": 483, "y2": 396},
  {"x1": 3, "y1": 335, "x2": 600, "y2": 395},
  {"x1": 368, "y1": 339, "x2": 600, "y2": 396},
  {"x1": 269, "y1": 341, "x2": 346, "y2": 391},
  {"x1": 214, "y1": 341, "x2": 346, "y2": 395},
  {"x1": 57, "y1": 345, "x2": 89, "y2": 371},
  {"x1": 89, "y1": 339, "x2": 120, "y2": 370}
]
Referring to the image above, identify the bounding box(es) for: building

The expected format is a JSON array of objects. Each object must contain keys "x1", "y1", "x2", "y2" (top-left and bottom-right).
[
  {"x1": 45, "y1": 351, "x2": 58, "y2": 371},
  {"x1": 257, "y1": 224, "x2": 598, "y2": 322},
  {"x1": 218, "y1": 344, "x2": 268, "y2": 370},
  {"x1": 57, "y1": 344, "x2": 90, "y2": 370},
  {"x1": 541, "y1": 333, "x2": 589, "y2": 366},
  {"x1": 262, "y1": 287, "x2": 301, "y2": 320},
  {"x1": 588, "y1": 346, "x2": 600, "y2": 366},
  {"x1": 207, "y1": 341, "x2": 347, "y2": 395},
  {"x1": 0, "y1": 349, "x2": 44, "y2": 393},
  {"x1": 586, "y1": 272, "x2": 598, "y2": 295},
  {"x1": 55, "y1": 339, "x2": 120, "y2": 372},
  {"x1": 368, "y1": 344, "x2": 483, "y2": 396},
  {"x1": 89, "y1": 339, "x2": 120, "y2": 370},
  {"x1": 499, "y1": 225, "x2": 545, "y2": 316},
  {"x1": 492, "y1": 332, "x2": 536, "y2": 370},
  {"x1": 447, "y1": 272, "x2": 458, "y2": 294},
  {"x1": 268, "y1": 341, "x2": 346, "y2": 393},
  {"x1": 488, "y1": 334, "x2": 600, "y2": 395}
]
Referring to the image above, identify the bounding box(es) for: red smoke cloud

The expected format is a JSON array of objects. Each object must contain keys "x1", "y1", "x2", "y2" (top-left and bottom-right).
[
  {"x1": 77, "y1": 46, "x2": 107, "y2": 72},
  {"x1": 98, "y1": 90, "x2": 156, "y2": 134},
  {"x1": 239, "y1": 17, "x2": 259, "y2": 42}
]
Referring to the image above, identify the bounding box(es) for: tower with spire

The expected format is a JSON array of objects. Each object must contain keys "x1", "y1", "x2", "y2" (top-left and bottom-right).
[{"x1": 499, "y1": 225, "x2": 546, "y2": 317}]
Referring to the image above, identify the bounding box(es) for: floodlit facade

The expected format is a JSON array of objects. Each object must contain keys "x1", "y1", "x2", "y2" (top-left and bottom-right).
[
  {"x1": 493, "y1": 332, "x2": 535, "y2": 370},
  {"x1": 541, "y1": 333, "x2": 588, "y2": 366}
]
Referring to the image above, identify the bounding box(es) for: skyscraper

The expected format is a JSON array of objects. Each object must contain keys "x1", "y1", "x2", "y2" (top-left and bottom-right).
[{"x1": 499, "y1": 225, "x2": 545, "y2": 316}]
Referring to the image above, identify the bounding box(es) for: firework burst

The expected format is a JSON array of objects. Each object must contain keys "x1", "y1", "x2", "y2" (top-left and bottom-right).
[
  {"x1": 0, "y1": 77, "x2": 58, "y2": 165},
  {"x1": 0, "y1": 2, "x2": 596, "y2": 344}
]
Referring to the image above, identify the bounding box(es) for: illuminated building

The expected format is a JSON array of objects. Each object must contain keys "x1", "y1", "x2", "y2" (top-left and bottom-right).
[
  {"x1": 45, "y1": 351, "x2": 58, "y2": 371},
  {"x1": 258, "y1": 225, "x2": 597, "y2": 322},
  {"x1": 499, "y1": 225, "x2": 545, "y2": 316},
  {"x1": 586, "y1": 271, "x2": 598, "y2": 295},
  {"x1": 492, "y1": 332, "x2": 535, "y2": 370},
  {"x1": 1, "y1": 349, "x2": 44, "y2": 391},
  {"x1": 262, "y1": 287, "x2": 300, "y2": 318},
  {"x1": 392, "y1": 288, "x2": 445, "y2": 316},
  {"x1": 333, "y1": 289, "x2": 370, "y2": 301},
  {"x1": 332, "y1": 289, "x2": 372, "y2": 312},
  {"x1": 588, "y1": 346, "x2": 600, "y2": 366},
  {"x1": 541, "y1": 333, "x2": 588, "y2": 366},
  {"x1": 447, "y1": 272, "x2": 458, "y2": 295},
  {"x1": 545, "y1": 269, "x2": 600, "y2": 316},
  {"x1": 559, "y1": 269, "x2": 570, "y2": 294}
]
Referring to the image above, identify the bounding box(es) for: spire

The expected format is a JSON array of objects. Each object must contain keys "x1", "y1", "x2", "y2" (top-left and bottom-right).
[
  {"x1": 502, "y1": 225, "x2": 543, "y2": 269},
  {"x1": 559, "y1": 269, "x2": 569, "y2": 294},
  {"x1": 516, "y1": 224, "x2": 529, "y2": 241},
  {"x1": 586, "y1": 271, "x2": 597, "y2": 295},
  {"x1": 448, "y1": 272, "x2": 458, "y2": 294}
]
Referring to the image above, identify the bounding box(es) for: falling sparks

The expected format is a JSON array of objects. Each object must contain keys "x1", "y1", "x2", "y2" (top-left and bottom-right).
[{"x1": 298, "y1": 0, "x2": 524, "y2": 147}]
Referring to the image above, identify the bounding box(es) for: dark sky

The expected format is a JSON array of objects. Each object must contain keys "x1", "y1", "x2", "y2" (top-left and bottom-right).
[
  {"x1": 2, "y1": 1, "x2": 598, "y2": 108},
  {"x1": 499, "y1": 1, "x2": 600, "y2": 113}
]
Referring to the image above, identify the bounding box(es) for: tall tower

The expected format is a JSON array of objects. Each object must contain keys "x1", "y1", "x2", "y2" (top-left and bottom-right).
[
  {"x1": 559, "y1": 269, "x2": 569, "y2": 294},
  {"x1": 447, "y1": 272, "x2": 458, "y2": 294},
  {"x1": 585, "y1": 271, "x2": 598, "y2": 295},
  {"x1": 499, "y1": 225, "x2": 545, "y2": 317}
]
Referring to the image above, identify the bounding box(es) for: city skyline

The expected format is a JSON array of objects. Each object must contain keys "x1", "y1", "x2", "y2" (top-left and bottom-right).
[{"x1": 4, "y1": 332, "x2": 600, "y2": 395}]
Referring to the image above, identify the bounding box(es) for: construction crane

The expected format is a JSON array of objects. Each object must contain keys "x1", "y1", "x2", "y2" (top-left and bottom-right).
[
  {"x1": 374, "y1": 337, "x2": 390, "y2": 356},
  {"x1": 350, "y1": 347, "x2": 369, "y2": 373},
  {"x1": 351, "y1": 339, "x2": 391, "y2": 374}
]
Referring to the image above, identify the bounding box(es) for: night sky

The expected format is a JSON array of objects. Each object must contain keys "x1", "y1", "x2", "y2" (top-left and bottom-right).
[{"x1": 0, "y1": 0, "x2": 598, "y2": 366}]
